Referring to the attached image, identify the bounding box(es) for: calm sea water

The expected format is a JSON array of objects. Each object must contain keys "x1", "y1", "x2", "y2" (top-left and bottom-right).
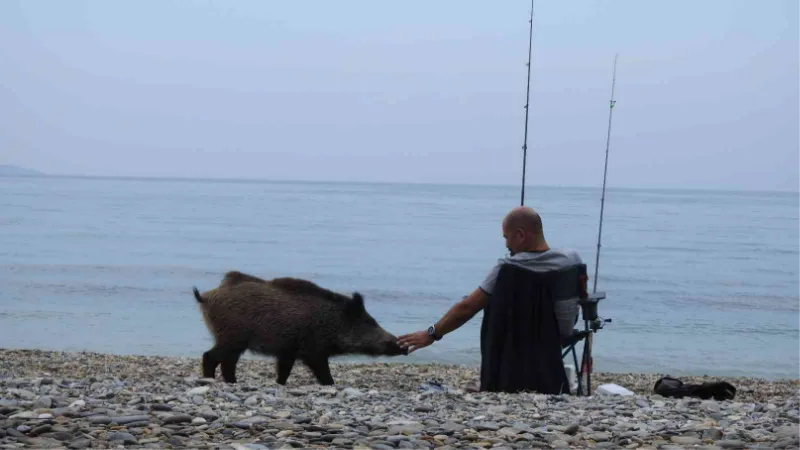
[{"x1": 1, "y1": 176, "x2": 798, "y2": 380}]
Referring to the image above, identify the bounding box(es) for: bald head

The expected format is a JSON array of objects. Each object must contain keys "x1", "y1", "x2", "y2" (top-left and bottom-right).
[
  {"x1": 503, "y1": 206, "x2": 543, "y2": 235},
  {"x1": 501, "y1": 206, "x2": 548, "y2": 254}
]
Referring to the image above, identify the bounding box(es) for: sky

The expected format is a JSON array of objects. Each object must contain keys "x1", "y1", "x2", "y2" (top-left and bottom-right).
[{"x1": 0, "y1": 0, "x2": 797, "y2": 192}]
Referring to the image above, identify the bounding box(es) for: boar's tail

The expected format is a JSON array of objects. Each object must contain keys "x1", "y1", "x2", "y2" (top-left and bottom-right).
[{"x1": 192, "y1": 287, "x2": 204, "y2": 304}]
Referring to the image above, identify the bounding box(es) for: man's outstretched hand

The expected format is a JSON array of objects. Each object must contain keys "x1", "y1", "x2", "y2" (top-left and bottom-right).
[{"x1": 397, "y1": 331, "x2": 435, "y2": 354}]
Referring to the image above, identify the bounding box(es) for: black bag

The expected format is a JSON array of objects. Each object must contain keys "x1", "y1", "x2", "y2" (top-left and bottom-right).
[{"x1": 654, "y1": 376, "x2": 736, "y2": 400}]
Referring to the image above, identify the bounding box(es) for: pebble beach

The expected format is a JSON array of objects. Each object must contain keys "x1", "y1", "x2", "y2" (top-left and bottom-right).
[{"x1": 0, "y1": 349, "x2": 797, "y2": 449}]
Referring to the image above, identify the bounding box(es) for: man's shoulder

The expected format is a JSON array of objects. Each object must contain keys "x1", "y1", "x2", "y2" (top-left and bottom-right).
[
  {"x1": 511, "y1": 248, "x2": 584, "y2": 269},
  {"x1": 551, "y1": 248, "x2": 584, "y2": 264}
]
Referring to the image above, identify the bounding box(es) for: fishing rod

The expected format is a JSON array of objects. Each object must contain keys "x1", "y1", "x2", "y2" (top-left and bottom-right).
[
  {"x1": 519, "y1": 0, "x2": 534, "y2": 206},
  {"x1": 592, "y1": 54, "x2": 618, "y2": 294}
]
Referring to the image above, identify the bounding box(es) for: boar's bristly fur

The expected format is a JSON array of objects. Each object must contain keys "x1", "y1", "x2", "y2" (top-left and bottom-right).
[{"x1": 192, "y1": 270, "x2": 407, "y2": 385}]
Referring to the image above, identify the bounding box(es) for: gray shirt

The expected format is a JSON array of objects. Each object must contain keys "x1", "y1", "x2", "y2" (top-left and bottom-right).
[{"x1": 479, "y1": 248, "x2": 584, "y2": 337}]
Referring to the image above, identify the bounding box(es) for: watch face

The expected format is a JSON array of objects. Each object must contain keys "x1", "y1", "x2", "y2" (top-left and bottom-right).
[{"x1": 427, "y1": 326, "x2": 435, "y2": 336}]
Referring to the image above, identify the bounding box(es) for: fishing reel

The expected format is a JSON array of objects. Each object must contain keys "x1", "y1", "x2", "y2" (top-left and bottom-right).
[
  {"x1": 579, "y1": 293, "x2": 611, "y2": 333},
  {"x1": 590, "y1": 316, "x2": 612, "y2": 333}
]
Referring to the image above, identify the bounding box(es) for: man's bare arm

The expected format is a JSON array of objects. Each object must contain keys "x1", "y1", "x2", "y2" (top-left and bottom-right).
[
  {"x1": 397, "y1": 287, "x2": 490, "y2": 353},
  {"x1": 433, "y1": 287, "x2": 490, "y2": 337}
]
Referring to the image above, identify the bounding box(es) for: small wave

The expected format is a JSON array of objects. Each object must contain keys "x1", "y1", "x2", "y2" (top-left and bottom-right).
[
  {"x1": 0, "y1": 263, "x2": 224, "y2": 279},
  {"x1": 12, "y1": 281, "x2": 170, "y2": 297},
  {"x1": 0, "y1": 310, "x2": 111, "y2": 320},
  {"x1": 357, "y1": 290, "x2": 459, "y2": 303}
]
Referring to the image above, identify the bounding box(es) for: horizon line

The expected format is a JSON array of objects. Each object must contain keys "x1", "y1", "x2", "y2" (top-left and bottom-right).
[{"x1": 1, "y1": 171, "x2": 798, "y2": 196}]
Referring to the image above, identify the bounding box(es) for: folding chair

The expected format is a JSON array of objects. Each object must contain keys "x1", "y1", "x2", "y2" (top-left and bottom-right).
[
  {"x1": 479, "y1": 262, "x2": 610, "y2": 395},
  {"x1": 560, "y1": 264, "x2": 611, "y2": 396}
]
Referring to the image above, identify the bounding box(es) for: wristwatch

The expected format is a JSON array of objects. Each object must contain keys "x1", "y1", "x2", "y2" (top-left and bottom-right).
[{"x1": 427, "y1": 325, "x2": 442, "y2": 341}]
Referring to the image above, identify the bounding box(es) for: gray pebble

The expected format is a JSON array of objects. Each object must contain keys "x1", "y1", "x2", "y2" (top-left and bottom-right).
[
  {"x1": 34, "y1": 396, "x2": 53, "y2": 409},
  {"x1": 371, "y1": 445, "x2": 395, "y2": 450},
  {"x1": 476, "y1": 421, "x2": 501, "y2": 431},
  {"x1": 162, "y1": 413, "x2": 193, "y2": 424},
  {"x1": 68, "y1": 438, "x2": 92, "y2": 450},
  {"x1": 150, "y1": 403, "x2": 173, "y2": 412},
  {"x1": 588, "y1": 432, "x2": 612, "y2": 442},
  {"x1": 112, "y1": 415, "x2": 150, "y2": 425},
  {"x1": 109, "y1": 431, "x2": 139, "y2": 445},
  {"x1": 0, "y1": 407, "x2": 18, "y2": 416},
  {"x1": 89, "y1": 415, "x2": 112, "y2": 425},
  {"x1": 672, "y1": 436, "x2": 703, "y2": 445},
  {"x1": 595, "y1": 443, "x2": 620, "y2": 449},
  {"x1": 702, "y1": 428, "x2": 724, "y2": 440},
  {"x1": 775, "y1": 426, "x2": 799, "y2": 439},
  {"x1": 718, "y1": 440, "x2": 746, "y2": 449},
  {"x1": 223, "y1": 393, "x2": 242, "y2": 402},
  {"x1": 28, "y1": 424, "x2": 52, "y2": 437},
  {"x1": 198, "y1": 411, "x2": 219, "y2": 422},
  {"x1": 42, "y1": 431, "x2": 74, "y2": 441}
]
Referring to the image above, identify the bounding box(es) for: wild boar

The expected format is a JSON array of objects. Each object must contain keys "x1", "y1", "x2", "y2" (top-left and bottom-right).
[{"x1": 191, "y1": 270, "x2": 407, "y2": 385}]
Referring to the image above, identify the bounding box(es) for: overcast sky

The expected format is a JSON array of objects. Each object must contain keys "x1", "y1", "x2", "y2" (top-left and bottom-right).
[{"x1": 1, "y1": 0, "x2": 797, "y2": 191}]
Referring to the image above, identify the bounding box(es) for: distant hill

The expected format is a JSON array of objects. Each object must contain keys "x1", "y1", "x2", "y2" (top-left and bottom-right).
[{"x1": 0, "y1": 164, "x2": 44, "y2": 176}]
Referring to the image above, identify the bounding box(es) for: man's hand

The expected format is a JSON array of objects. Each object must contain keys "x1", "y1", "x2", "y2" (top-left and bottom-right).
[{"x1": 397, "y1": 331, "x2": 435, "y2": 354}]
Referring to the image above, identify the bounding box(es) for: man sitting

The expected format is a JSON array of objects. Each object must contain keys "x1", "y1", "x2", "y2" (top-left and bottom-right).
[{"x1": 397, "y1": 205, "x2": 586, "y2": 353}]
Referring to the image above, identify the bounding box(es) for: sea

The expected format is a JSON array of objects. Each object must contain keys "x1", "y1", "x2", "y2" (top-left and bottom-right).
[{"x1": 1, "y1": 175, "x2": 798, "y2": 380}]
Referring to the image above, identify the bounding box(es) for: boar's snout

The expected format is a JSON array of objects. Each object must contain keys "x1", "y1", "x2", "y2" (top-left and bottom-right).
[
  {"x1": 383, "y1": 336, "x2": 408, "y2": 356},
  {"x1": 368, "y1": 328, "x2": 408, "y2": 357}
]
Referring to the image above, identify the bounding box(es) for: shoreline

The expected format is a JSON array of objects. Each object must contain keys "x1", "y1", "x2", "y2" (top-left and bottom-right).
[
  {"x1": 1, "y1": 349, "x2": 798, "y2": 449},
  {"x1": 1, "y1": 345, "x2": 798, "y2": 383}
]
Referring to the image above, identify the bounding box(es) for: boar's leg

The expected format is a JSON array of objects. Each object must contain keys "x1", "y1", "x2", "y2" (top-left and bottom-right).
[
  {"x1": 203, "y1": 344, "x2": 247, "y2": 383},
  {"x1": 202, "y1": 347, "x2": 222, "y2": 379},
  {"x1": 220, "y1": 348, "x2": 246, "y2": 384},
  {"x1": 276, "y1": 352, "x2": 297, "y2": 385},
  {"x1": 302, "y1": 356, "x2": 335, "y2": 385}
]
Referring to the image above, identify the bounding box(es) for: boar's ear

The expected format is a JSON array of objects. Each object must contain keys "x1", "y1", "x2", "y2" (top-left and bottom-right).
[{"x1": 346, "y1": 292, "x2": 366, "y2": 316}]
